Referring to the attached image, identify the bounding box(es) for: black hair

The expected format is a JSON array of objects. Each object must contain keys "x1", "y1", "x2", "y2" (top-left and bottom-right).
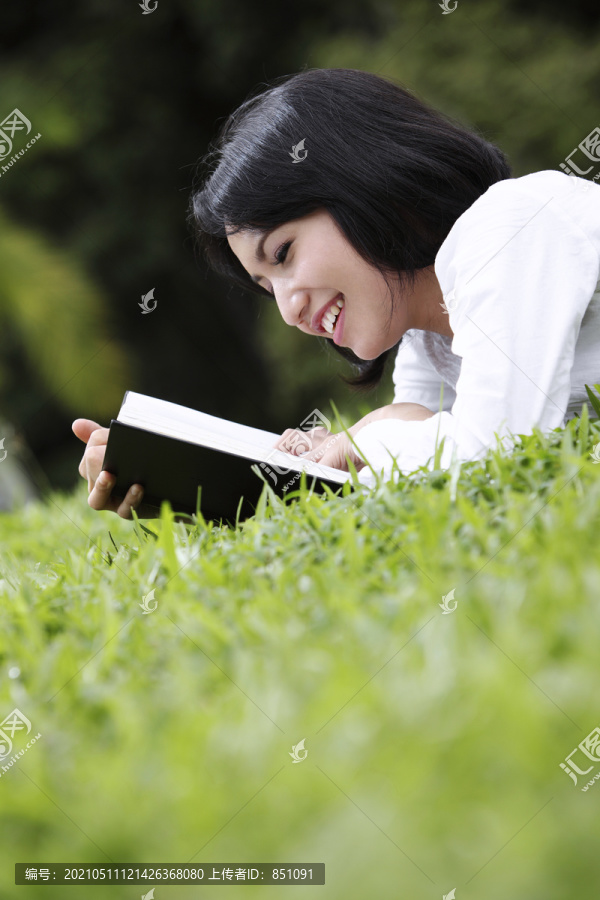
[{"x1": 188, "y1": 67, "x2": 512, "y2": 390}]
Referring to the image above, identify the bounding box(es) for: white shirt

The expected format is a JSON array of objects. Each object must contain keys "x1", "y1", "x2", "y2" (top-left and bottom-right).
[{"x1": 353, "y1": 170, "x2": 600, "y2": 487}]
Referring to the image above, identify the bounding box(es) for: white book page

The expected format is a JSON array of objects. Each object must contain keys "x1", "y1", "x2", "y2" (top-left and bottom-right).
[
  {"x1": 119, "y1": 391, "x2": 280, "y2": 446},
  {"x1": 117, "y1": 391, "x2": 350, "y2": 484}
]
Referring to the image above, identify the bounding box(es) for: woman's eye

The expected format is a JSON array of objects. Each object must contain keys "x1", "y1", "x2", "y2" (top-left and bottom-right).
[{"x1": 273, "y1": 241, "x2": 291, "y2": 265}]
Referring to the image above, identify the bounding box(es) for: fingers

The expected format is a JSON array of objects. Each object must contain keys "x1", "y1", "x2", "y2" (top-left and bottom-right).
[
  {"x1": 79, "y1": 442, "x2": 108, "y2": 481},
  {"x1": 72, "y1": 419, "x2": 104, "y2": 444},
  {"x1": 86, "y1": 426, "x2": 111, "y2": 449},
  {"x1": 303, "y1": 432, "x2": 343, "y2": 465},
  {"x1": 272, "y1": 428, "x2": 300, "y2": 452},
  {"x1": 272, "y1": 425, "x2": 330, "y2": 455},
  {"x1": 76, "y1": 423, "x2": 110, "y2": 481},
  {"x1": 86, "y1": 470, "x2": 113, "y2": 509},
  {"x1": 303, "y1": 432, "x2": 364, "y2": 472},
  {"x1": 87, "y1": 470, "x2": 145, "y2": 518},
  {"x1": 115, "y1": 484, "x2": 144, "y2": 519},
  {"x1": 74, "y1": 419, "x2": 144, "y2": 518}
]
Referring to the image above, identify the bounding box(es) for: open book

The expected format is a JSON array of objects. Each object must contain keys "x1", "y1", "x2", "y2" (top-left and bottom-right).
[{"x1": 101, "y1": 391, "x2": 353, "y2": 523}]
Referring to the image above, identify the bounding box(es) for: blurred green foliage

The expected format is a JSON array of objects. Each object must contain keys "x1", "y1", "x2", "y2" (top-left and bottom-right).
[
  {"x1": 0, "y1": 205, "x2": 131, "y2": 417},
  {"x1": 310, "y1": 0, "x2": 600, "y2": 176}
]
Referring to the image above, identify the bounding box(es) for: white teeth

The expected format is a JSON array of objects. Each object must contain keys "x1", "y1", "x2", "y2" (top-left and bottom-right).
[
  {"x1": 321, "y1": 297, "x2": 344, "y2": 333},
  {"x1": 323, "y1": 311, "x2": 338, "y2": 333}
]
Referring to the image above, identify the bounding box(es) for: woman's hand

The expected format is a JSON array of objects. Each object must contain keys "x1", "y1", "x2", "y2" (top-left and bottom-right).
[
  {"x1": 273, "y1": 425, "x2": 331, "y2": 458},
  {"x1": 273, "y1": 424, "x2": 365, "y2": 473},
  {"x1": 72, "y1": 419, "x2": 153, "y2": 518},
  {"x1": 271, "y1": 402, "x2": 436, "y2": 473}
]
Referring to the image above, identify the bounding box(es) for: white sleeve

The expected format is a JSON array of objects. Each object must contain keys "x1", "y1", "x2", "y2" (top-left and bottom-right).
[
  {"x1": 391, "y1": 329, "x2": 456, "y2": 412},
  {"x1": 353, "y1": 184, "x2": 600, "y2": 487}
]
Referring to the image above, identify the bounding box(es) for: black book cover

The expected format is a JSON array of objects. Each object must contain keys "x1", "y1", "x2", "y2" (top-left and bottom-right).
[{"x1": 101, "y1": 419, "x2": 350, "y2": 525}]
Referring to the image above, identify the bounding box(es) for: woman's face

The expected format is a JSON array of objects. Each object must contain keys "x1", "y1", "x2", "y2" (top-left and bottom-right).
[{"x1": 226, "y1": 209, "x2": 448, "y2": 360}]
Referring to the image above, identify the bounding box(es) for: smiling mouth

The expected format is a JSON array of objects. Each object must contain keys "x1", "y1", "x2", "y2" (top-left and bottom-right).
[{"x1": 319, "y1": 296, "x2": 345, "y2": 334}]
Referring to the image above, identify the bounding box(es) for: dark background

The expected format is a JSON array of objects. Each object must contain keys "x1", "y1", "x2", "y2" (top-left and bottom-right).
[{"x1": 0, "y1": 0, "x2": 599, "y2": 503}]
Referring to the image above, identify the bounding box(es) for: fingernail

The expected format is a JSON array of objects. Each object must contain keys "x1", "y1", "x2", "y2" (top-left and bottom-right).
[
  {"x1": 131, "y1": 485, "x2": 141, "y2": 498},
  {"x1": 98, "y1": 472, "x2": 111, "y2": 487}
]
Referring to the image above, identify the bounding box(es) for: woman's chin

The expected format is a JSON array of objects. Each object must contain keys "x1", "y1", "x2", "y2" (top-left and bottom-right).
[{"x1": 352, "y1": 343, "x2": 382, "y2": 361}]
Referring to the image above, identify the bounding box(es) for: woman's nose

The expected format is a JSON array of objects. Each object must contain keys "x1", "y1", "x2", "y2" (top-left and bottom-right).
[{"x1": 276, "y1": 288, "x2": 310, "y2": 328}]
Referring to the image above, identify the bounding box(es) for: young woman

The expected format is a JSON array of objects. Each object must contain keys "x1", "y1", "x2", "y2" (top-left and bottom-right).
[{"x1": 74, "y1": 67, "x2": 600, "y2": 517}]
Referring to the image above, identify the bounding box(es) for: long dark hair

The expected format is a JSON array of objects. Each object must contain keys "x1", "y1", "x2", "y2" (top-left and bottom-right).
[{"x1": 188, "y1": 67, "x2": 512, "y2": 390}]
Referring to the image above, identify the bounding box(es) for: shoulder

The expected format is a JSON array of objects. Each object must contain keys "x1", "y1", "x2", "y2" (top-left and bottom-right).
[
  {"x1": 450, "y1": 169, "x2": 589, "y2": 218},
  {"x1": 438, "y1": 171, "x2": 574, "y2": 251},
  {"x1": 480, "y1": 169, "x2": 579, "y2": 204},
  {"x1": 434, "y1": 170, "x2": 600, "y2": 296},
  {"x1": 437, "y1": 169, "x2": 600, "y2": 251}
]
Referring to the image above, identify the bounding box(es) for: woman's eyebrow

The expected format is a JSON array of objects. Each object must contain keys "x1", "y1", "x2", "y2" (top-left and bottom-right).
[
  {"x1": 254, "y1": 231, "x2": 270, "y2": 263},
  {"x1": 250, "y1": 231, "x2": 272, "y2": 284}
]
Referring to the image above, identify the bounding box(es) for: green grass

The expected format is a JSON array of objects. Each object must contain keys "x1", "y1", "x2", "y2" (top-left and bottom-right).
[{"x1": 2, "y1": 403, "x2": 600, "y2": 898}]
